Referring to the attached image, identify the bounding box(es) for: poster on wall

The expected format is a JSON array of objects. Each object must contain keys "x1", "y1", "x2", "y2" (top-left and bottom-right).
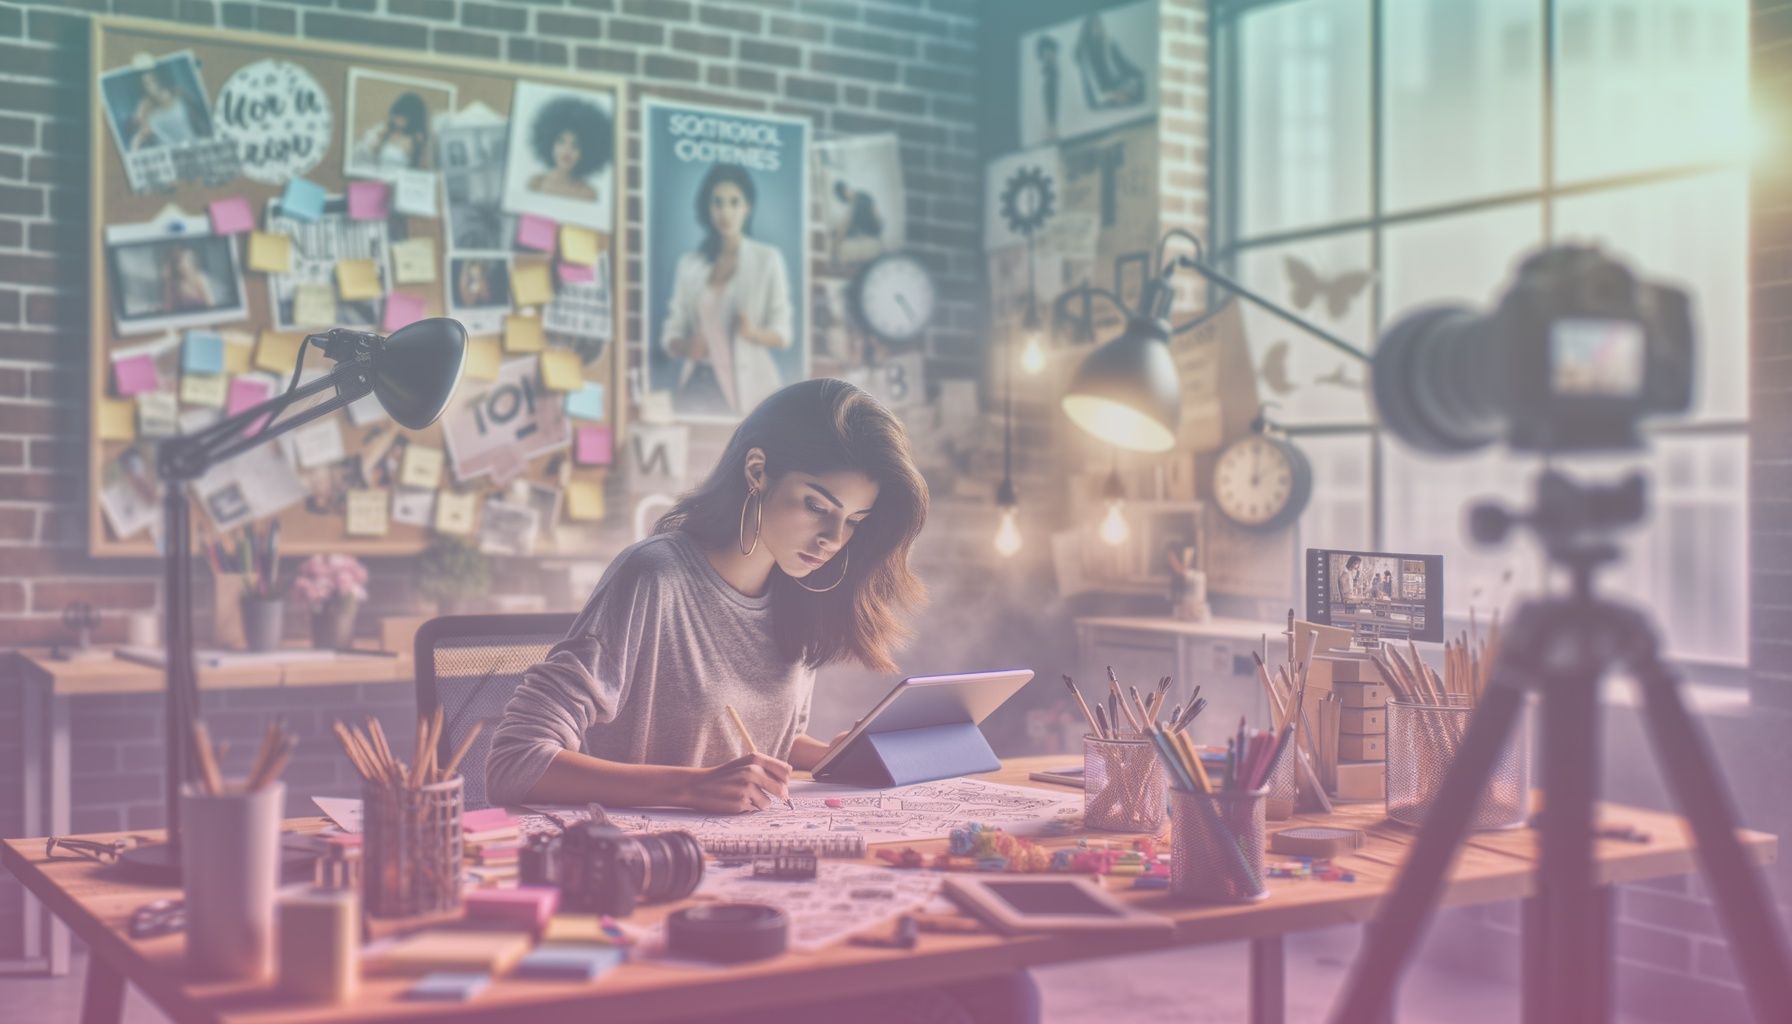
[
  {"x1": 500, "y1": 81, "x2": 616, "y2": 232},
  {"x1": 642, "y1": 98, "x2": 809, "y2": 424},
  {"x1": 813, "y1": 133, "x2": 905, "y2": 265},
  {"x1": 343, "y1": 68, "x2": 455, "y2": 180},
  {"x1": 213, "y1": 59, "x2": 332, "y2": 185},
  {"x1": 1017, "y1": 0, "x2": 1160, "y2": 148},
  {"x1": 99, "y1": 50, "x2": 239, "y2": 193},
  {"x1": 983, "y1": 146, "x2": 1063, "y2": 252}
]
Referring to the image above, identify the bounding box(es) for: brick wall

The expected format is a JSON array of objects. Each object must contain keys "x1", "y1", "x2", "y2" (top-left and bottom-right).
[{"x1": 0, "y1": 0, "x2": 987, "y2": 961}]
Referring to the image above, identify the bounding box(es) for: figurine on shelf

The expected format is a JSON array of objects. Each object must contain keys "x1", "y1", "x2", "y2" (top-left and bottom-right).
[{"x1": 1165, "y1": 540, "x2": 1209, "y2": 623}]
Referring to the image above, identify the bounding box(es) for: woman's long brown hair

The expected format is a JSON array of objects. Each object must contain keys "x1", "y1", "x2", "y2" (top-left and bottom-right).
[{"x1": 654, "y1": 378, "x2": 928, "y2": 673}]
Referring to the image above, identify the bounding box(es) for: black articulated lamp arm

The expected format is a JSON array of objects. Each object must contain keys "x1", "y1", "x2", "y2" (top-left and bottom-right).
[{"x1": 1173, "y1": 255, "x2": 1372, "y2": 365}]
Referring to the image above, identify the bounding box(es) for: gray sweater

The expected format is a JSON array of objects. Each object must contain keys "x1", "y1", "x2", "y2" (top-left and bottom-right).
[{"x1": 485, "y1": 530, "x2": 816, "y2": 807}]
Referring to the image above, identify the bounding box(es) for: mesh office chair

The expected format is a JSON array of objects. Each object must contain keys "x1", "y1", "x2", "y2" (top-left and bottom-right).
[{"x1": 414, "y1": 613, "x2": 577, "y2": 810}]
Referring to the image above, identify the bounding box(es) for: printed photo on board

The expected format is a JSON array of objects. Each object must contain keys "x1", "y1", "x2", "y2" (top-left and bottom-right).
[
  {"x1": 500, "y1": 81, "x2": 615, "y2": 232},
  {"x1": 813, "y1": 133, "x2": 905, "y2": 265},
  {"x1": 105, "y1": 214, "x2": 247, "y2": 335},
  {"x1": 644, "y1": 99, "x2": 808, "y2": 423},
  {"x1": 99, "y1": 51, "x2": 238, "y2": 192},
  {"x1": 447, "y1": 252, "x2": 513, "y2": 335},
  {"x1": 343, "y1": 68, "x2": 455, "y2": 180},
  {"x1": 438, "y1": 105, "x2": 513, "y2": 251},
  {"x1": 1017, "y1": 0, "x2": 1158, "y2": 147}
]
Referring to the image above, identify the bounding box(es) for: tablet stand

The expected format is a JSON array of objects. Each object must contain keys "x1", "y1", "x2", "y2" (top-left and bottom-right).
[{"x1": 815, "y1": 722, "x2": 999, "y2": 787}]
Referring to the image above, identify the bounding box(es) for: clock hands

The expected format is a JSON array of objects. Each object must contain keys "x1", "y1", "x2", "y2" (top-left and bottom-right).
[{"x1": 895, "y1": 293, "x2": 918, "y2": 329}]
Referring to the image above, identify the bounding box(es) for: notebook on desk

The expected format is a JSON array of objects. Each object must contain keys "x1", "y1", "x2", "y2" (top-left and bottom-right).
[{"x1": 116, "y1": 646, "x2": 340, "y2": 669}]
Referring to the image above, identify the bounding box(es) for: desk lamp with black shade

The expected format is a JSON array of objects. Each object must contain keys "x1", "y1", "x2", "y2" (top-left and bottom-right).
[{"x1": 118, "y1": 318, "x2": 468, "y2": 884}]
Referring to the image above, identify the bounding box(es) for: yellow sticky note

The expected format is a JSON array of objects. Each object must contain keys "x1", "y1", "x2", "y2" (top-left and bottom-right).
[
  {"x1": 98, "y1": 398, "x2": 137, "y2": 441},
  {"x1": 391, "y1": 237, "x2": 437, "y2": 285},
  {"x1": 222, "y1": 333, "x2": 254, "y2": 375},
  {"x1": 566, "y1": 479, "x2": 606, "y2": 521},
  {"x1": 291, "y1": 283, "x2": 337, "y2": 327},
  {"x1": 511, "y1": 262, "x2": 553, "y2": 307},
  {"x1": 539, "y1": 348, "x2": 583, "y2": 392},
  {"x1": 247, "y1": 231, "x2": 291, "y2": 273},
  {"x1": 254, "y1": 331, "x2": 302, "y2": 374},
  {"x1": 180, "y1": 374, "x2": 227, "y2": 408},
  {"x1": 346, "y1": 488, "x2": 390, "y2": 536},
  {"x1": 399, "y1": 444, "x2": 444, "y2": 490},
  {"x1": 435, "y1": 490, "x2": 477, "y2": 535},
  {"x1": 559, "y1": 225, "x2": 599, "y2": 267},
  {"x1": 464, "y1": 336, "x2": 502, "y2": 380},
  {"x1": 336, "y1": 259, "x2": 381, "y2": 302},
  {"x1": 504, "y1": 315, "x2": 544, "y2": 353}
]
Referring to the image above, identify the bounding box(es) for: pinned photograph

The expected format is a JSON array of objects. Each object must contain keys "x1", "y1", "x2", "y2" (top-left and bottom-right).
[
  {"x1": 299, "y1": 453, "x2": 368, "y2": 518},
  {"x1": 501, "y1": 81, "x2": 616, "y2": 232},
  {"x1": 99, "y1": 50, "x2": 238, "y2": 193},
  {"x1": 1017, "y1": 0, "x2": 1158, "y2": 147},
  {"x1": 441, "y1": 356, "x2": 571, "y2": 486},
  {"x1": 100, "y1": 444, "x2": 162, "y2": 542},
  {"x1": 105, "y1": 214, "x2": 247, "y2": 336},
  {"x1": 264, "y1": 195, "x2": 394, "y2": 331},
  {"x1": 438, "y1": 104, "x2": 513, "y2": 251},
  {"x1": 813, "y1": 133, "x2": 905, "y2": 264},
  {"x1": 189, "y1": 444, "x2": 305, "y2": 534},
  {"x1": 644, "y1": 99, "x2": 809, "y2": 423},
  {"x1": 343, "y1": 68, "x2": 455, "y2": 180},
  {"x1": 447, "y1": 252, "x2": 513, "y2": 335},
  {"x1": 478, "y1": 495, "x2": 540, "y2": 556}
]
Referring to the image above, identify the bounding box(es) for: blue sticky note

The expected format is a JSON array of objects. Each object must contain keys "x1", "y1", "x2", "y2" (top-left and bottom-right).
[
  {"x1": 566, "y1": 382, "x2": 604, "y2": 421},
  {"x1": 403, "y1": 971, "x2": 491, "y2": 1002},
  {"x1": 280, "y1": 177, "x2": 327, "y2": 222},
  {"x1": 183, "y1": 331, "x2": 224, "y2": 374},
  {"x1": 514, "y1": 944, "x2": 624, "y2": 981}
]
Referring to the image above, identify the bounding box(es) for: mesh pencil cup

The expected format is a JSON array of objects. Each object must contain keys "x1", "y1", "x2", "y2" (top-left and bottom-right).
[
  {"x1": 362, "y1": 775, "x2": 463, "y2": 918},
  {"x1": 1385, "y1": 696, "x2": 1529, "y2": 830},
  {"x1": 1083, "y1": 734, "x2": 1169, "y2": 834},
  {"x1": 1265, "y1": 747, "x2": 1296, "y2": 821},
  {"x1": 1169, "y1": 786, "x2": 1268, "y2": 903}
]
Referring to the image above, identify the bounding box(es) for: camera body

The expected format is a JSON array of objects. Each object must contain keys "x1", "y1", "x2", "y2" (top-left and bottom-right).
[
  {"x1": 519, "y1": 822, "x2": 704, "y2": 917},
  {"x1": 1374, "y1": 246, "x2": 1694, "y2": 454}
]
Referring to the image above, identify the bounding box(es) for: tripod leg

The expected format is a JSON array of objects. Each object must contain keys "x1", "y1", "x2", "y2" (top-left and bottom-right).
[
  {"x1": 1537, "y1": 656, "x2": 1608, "y2": 1024},
  {"x1": 1330, "y1": 681, "x2": 1527, "y2": 1024},
  {"x1": 1631, "y1": 654, "x2": 1792, "y2": 1023}
]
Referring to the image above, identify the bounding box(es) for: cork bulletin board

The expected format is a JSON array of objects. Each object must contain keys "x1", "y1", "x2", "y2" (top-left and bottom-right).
[{"x1": 88, "y1": 16, "x2": 627, "y2": 557}]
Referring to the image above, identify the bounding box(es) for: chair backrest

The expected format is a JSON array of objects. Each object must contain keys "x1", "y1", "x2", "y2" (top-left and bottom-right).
[{"x1": 414, "y1": 613, "x2": 577, "y2": 811}]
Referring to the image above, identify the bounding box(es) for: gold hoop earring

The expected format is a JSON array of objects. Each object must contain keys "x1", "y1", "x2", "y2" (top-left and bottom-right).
[
  {"x1": 738, "y1": 488, "x2": 762, "y2": 556},
  {"x1": 795, "y1": 550, "x2": 849, "y2": 593}
]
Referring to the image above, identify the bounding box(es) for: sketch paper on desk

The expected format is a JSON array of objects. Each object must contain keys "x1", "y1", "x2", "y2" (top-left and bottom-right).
[
  {"x1": 599, "y1": 777, "x2": 1084, "y2": 846},
  {"x1": 693, "y1": 861, "x2": 942, "y2": 953}
]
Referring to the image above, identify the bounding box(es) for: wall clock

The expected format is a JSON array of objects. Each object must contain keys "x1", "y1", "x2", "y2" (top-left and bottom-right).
[
  {"x1": 847, "y1": 251, "x2": 937, "y2": 348},
  {"x1": 1211, "y1": 424, "x2": 1313, "y2": 531}
]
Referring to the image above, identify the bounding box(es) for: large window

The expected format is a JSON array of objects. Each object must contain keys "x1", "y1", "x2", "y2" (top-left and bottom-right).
[{"x1": 1213, "y1": 0, "x2": 1749, "y2": 664}]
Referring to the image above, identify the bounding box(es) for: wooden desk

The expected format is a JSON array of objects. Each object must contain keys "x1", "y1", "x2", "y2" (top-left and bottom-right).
[
  {"x1": 7, "y1": 646, "x2": 412, "y2": 978},
  {"x1": 3, "y1": 757, "x2": 1775, "y2": 1024}
]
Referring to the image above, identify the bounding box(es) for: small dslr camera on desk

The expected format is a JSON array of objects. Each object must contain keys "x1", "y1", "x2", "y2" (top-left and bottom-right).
[{"x1": 519, "y1": 822, "x2": 703, "y2": 917}]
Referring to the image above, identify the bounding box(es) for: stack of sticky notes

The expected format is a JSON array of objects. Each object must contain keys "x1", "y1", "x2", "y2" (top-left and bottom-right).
[
  {"x1": 464, "y1": 886, "x2": 559, "y2": 934},
  {"x1": 513, "y1": 944, "x2": 625, "y2": 982},
  {"x1": 369, "y1": 929, "x2": 532, "y2": 976},
  {"x1": 541, "y1": 914, "x2": 634, "y2": 948},
  {"x1": 403, "y1": 971, "x2": 492, "y2": 1002},
  {"x1": 462, "y1": 808, "x2": 521, "y2": 844}
]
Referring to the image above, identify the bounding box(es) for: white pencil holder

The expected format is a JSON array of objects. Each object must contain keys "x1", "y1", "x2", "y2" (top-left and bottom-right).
[{"x1": 180, "y1": 781, "x2": 284, "y2": 982}]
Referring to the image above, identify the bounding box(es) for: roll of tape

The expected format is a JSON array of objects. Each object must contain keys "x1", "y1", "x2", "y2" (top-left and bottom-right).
[{"x1": 667, "y1": 902, "x2": 788, "y2": 964}]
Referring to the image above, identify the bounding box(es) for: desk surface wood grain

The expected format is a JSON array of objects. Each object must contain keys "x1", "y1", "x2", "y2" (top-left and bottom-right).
[
  {"x1": 2, "y1": 757, "x2": 1775, "y2": 1024},
  {"x1": 15, "y1": 647, "x2": 414, "y2": 696}
]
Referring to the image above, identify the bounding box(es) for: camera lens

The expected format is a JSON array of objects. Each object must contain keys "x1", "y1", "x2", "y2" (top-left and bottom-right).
[
  {"x1": 632, "y1": 830, "x2": 704, "y2": 904},
  {"x1": 1372, "y1": 304, "x2": 1507, "y2": 455}
]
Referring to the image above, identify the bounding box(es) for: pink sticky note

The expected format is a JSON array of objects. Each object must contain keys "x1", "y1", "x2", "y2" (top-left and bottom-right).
[
  {"x1": 226, "y1": 376, "x2": 274, "y2": 434},
  {"x1": 208, "y1": 196, "x2": 255, "y2": 234},
  {"x1": 382, "y1": 291, "x2": 426, "y2": 332},
  {"x1": 556, "y1": 261, "x2": 595, "y2": 285},
  {"x1": 347, "y1": 180, "x2": 391, "y2": 221},
  {"x1": 112, "y1": 354, "x2": 159, "y2": 396},
  {"x1": 575, "y1": 425, "x2": 613, "y2": 466},
  {"x1": 516, "y1": 213, "x2": 557, "y2": 251}
]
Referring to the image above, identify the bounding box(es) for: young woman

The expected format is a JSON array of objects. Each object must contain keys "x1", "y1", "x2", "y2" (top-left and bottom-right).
[
  {"x1": 659, "y1": 163, "x2": 793, "y2": 418},
  {"x1": 488, "y1": 379, "x2": 1036, "y2": 1024},
  {"x1": 526, "y1": 95, "x2": 612, "y2": 201},
  {"x1": 351, "y1": 91, "x2": 429, "y2": 173},
  {"x1": 128, "y1": 66, "x2": 199, "y2": 150}
]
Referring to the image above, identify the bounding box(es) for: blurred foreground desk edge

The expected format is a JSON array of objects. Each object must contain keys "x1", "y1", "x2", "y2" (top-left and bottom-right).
[{"x1": 1, "y1": 756, "x2": 1776, "y2": 1024}]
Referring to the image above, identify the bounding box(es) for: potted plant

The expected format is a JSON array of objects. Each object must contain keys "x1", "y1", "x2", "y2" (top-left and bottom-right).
[
  {"x1": 293, "y1": 554, "x2": 370, "y2": 650},
  {"x1": 417, "y1": 535, "x2": 491, "y2": 615}
]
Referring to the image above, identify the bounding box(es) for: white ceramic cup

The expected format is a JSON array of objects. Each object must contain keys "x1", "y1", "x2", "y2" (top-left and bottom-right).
[{"x1": 180, "y1": 781, "x2": 284, "y2": 981}]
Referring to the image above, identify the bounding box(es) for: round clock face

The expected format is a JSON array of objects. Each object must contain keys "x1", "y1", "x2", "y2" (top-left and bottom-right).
[
  {"x1": 851, "y1": 253, "x2": 937, "y2": 346},
  {"x1": 1213, "y1": 434, "x2": 1313, "y2": 530}
]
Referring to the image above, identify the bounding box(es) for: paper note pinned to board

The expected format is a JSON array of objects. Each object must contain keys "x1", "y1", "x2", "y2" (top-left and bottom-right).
[
  {"x1": 247, "y1": 232, "x2": 291, "y2": 273},
  {"x1": 280, "y1": 177, "x2": 327, "y2": 222},
  {"x1": 208, "y1": 196, "x2": 255, "y2": 235},
  {"x1": 181, "y1": 373, "x2": 227, "y2": 408},
  {"x1": 435, "y1": 490, "x2": 477, "y2": 535},
  {"x1": 137, "y1": 392, "x2": 178, "y2": 438},
  {"x1": 575, "y1": 425, "x2": 613, "y2": 466},
  {"x1": 336, "y1": 259, "x2": 382, "y2": 302},
  {"x1": 98, "y1": 399, "x2": 137, "y2": 442},
  {"x1": 504, "y1": 315, "x2": 544, "y2": 353},
  {"x1": 511, "y1": 262, "x2": 553, "y2": 308},
  {"x1": 112, "y1": 352, "x2": 160, "y2": 396},
  {"x1": 346, "y1": 489, "x2": 390, "y2": 536},
  {"x1": 559, "y1": 225, "x2": 599, "y2": 266},
  {"x1": 400, "y1": 443, "x2": 445, "y2": 490},
  {"x1": 347, "y1": 180, "x2": 390, "y2": 221},
  {"x1": 254, "y1": 331, "x2": 302, "y2": 374},
  {"x1": 383, "y1": 291, "x2": 426, "y2": 332},
  {"x1": 556, "y1": 261, "x2": 595, "y2": 285},
  {"x1": 391, "y1": 238, "x2": 436, "y2": 284},
  {"x1": 516, "y1": 213, "x2": 556, "y2": 251},
  {"x1": 539, "y1": 348, "x2": 583, "y2": 392},
  {"x1": 464, "y1": 337, "x2": 502, "y2": 380},
  {"x1": 566, "y1": 479, "x2": 605, "y2": 520},
  {"x1": 565, "y1": 382, "x2": 604, "y2": 421},
  {"x1": 290, "y1": 283, "x2": 337, "y2": 327},
  {"x1": 183, "y1": 331, "x2": 225, "y2": 374}
]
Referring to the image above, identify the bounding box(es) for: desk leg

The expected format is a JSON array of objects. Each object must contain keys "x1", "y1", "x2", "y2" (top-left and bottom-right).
[
  {"x1": 20, "y1": 674, "x2": 44, "y2": 966},
  {"x1": 1250, "y1": 935, "x2": 1285, "y2": 1024},
  {"x1": 48, "y1": 694, "x2": 71, "y2": 976},
  {"x1": 80, "y1": 955, "x2": 125, "y2": 1024},
  {"x1": 1522, "y1": 896, "x2": 1545, "y2": 1024}
]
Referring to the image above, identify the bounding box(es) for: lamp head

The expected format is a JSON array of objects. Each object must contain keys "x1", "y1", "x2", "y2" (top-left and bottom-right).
[
  {"x1": 322, "y1": 318, "x2": 468, "y2": 429},
  {"x1": 1061, "y1": 314, "x2": 1180, "y2": 453}
]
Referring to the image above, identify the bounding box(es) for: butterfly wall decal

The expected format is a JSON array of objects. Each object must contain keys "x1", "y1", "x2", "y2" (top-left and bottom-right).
[{"x1": 1285, "y1": 257, "x2": 1374, "y2": 320}]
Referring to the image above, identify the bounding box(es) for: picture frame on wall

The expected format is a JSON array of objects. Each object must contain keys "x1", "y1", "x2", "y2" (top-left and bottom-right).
[
  {"x1": 1017, "y1": 0, "x2": 1160, "y2": 148},
  {"x1": 104, "y1": 212, "x2": 247, "y2": 336},
  {"x1": 500, "y1": 80, "x2": 617, "y2": 233}
]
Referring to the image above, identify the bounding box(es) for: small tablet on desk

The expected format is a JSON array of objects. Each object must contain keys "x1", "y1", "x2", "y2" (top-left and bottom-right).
[
  {"x1": 809, "y1": 669, "x2": 1032, "y2": 784},
  {"x1": 943, "y1": 875, "x2": 1172, "y2": 934}
]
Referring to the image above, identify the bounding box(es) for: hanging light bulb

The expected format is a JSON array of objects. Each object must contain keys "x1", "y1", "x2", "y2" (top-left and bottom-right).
[
  {"x1": 1098, "y1": 468, "x2": 1129, "y2": 547},
  {"x1": 1020, "y1": 331, "x2": 1045, "y2": 375},
  {"x1": 994, "y1": 478, "x2": 1022, "y2": 557}
]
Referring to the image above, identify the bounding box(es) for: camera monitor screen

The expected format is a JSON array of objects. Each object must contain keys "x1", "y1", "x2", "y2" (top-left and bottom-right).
[
  {"x1": 1305, "y1": 548, "x2": 1444, "y2": 644},
  {"x1": 1550, "y1": 318, "x2": 1646, "y2": 398}
]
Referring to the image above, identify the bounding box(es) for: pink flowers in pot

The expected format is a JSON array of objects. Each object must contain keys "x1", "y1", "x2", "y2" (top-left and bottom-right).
[{"x1": 292, "y1": 554, "x2": 369, "y2": 610}]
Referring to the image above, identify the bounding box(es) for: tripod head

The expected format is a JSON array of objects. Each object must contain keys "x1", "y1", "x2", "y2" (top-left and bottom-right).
[{"x1": 1468, "y1": 468, "x2": 1646, "y2": 595}]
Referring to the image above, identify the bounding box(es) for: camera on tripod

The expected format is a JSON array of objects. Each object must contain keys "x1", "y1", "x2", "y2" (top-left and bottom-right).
[
  {"x1": 1373, "y1": 245, "x2": 1694, "y2": 455},
  {"x1": 520, "y1": 822, "x2": 704, "y2": 917}
]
